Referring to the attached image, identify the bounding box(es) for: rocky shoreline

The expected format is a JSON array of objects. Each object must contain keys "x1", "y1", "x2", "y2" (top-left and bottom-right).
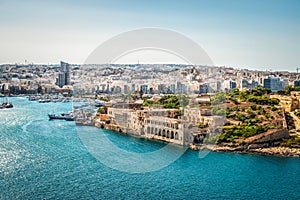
[
  {"x1": 95, "y1": 120, "x2": 300, "y2": 157},
  {"x1": 190, "y1": 144, "x2": 300, "y2": 157}
]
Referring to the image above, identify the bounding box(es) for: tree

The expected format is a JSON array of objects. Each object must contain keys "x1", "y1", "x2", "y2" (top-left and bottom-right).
[{"x1": 211, "y1": 92, "x2": 226, "y2": 105}]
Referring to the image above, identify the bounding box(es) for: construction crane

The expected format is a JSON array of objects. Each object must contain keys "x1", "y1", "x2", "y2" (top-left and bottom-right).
[{"x1": 297, "y1": 67, "x2": 300, "y2": 73}]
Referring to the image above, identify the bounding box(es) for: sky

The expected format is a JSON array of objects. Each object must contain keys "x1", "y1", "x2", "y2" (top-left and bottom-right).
[{"x1": 0, "y1": 0, "x2": 300, "y2": 71}]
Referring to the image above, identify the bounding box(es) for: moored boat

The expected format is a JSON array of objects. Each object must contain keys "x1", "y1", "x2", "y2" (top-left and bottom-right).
[
  {"x1": 48, "y1": 113, "x2": 75, "y2": 121},
  {"x1": 0, "y1": 98, "x2": 13, "y2": 109},
  {"x1": 48, "y1": 114, "x2": 66, "y2": 120},
  {"x1": 65, "y1": 117, "x2": 75, "y2": 121}
]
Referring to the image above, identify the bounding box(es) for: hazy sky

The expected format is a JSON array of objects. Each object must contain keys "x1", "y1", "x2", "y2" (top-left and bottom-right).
[{"x1": 1, "y1": 0, "x2": 300, "y2": 71}]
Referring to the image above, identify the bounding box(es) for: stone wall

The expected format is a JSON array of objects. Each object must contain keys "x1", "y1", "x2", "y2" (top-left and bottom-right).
[{"x1": 246, "y1": 129, "x2": 290, "y2": 149}]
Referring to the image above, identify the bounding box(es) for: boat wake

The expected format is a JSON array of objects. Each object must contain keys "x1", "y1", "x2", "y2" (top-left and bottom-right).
[{"x1": 22, "y1": 119, "x2": 43, "y2": 134}]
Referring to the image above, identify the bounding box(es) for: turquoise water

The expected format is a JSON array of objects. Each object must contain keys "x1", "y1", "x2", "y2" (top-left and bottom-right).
[{"x1": 0, "y1": 97, "x2": 300, "y2": 199}]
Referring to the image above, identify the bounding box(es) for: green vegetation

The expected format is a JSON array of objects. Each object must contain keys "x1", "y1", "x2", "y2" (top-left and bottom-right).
[
  {"x1": 227, "y1": 86, "x2": 279, "y2": 105},
  {"x1": 142, "y1": 99, "x2": 156, "y2": 107},
  {"x1": 218, "y1": 125, "x2": 277, "y2": 143},
  {"x1": 232, "y1": 105, "x2": 240, "y2": 111},
  {"x1": 97, "y1": 106, "x2": 106, "y2": 114},
  {"x1": 198, "y1": 122, "x2": 209, "y2": 128},
  {"x1": 203, "y1": 135, "x2": 219, "y2": 144},
  {"x1": 98, "y1": 96, "x2": 110, "y2": 102},
  {"x1": 211, "y1": 92, "x2": 226, "y2": 105},
  {"x1": 250, "y1": 104, "x2": 258, "y2": 110},
  {"x1": 226, "y1": 111, "x2": 262, "y2": 124},
  {"x1": 212, "y1": 107, "x2": 226, "y2": 116},
  {"x1": 218, "y1": 86, "x2": 285, "y2": 143},
  {"x1": 247, "y1": 95, "x2": 279, "y2": 105},
  {"x1": 277, "y1": 86, "x2": 300, "y2": 95},
  {"x1": 281, "y1": 136, "x2": 300, "y2": 147},
  {"x1": 160, "y1": 95, "x2": 189, "y2": 109},
  {"x1": 199, "y1": 105, "x2": 213, "y2": 109},
  {"x1": 276, "y1": 110, "x2": 282, "y2": 116},
  {"x1": 229, "y1": 97, "x2": 239, "y2": 104},
  {"x1": 142, "y1": 95, "x2": 189, "y2": 109},
  {"x1": 270, "y1": 106, "x2": 278, "y2": 111},
  {"x1": 183, "y1": 86, "x2": 293, "y2": 146}
]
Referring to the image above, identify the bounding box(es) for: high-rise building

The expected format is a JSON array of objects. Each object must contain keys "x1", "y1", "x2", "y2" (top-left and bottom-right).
[
  {"x1": 241, "y1": 79, "x2": 249, "y2": 89},
  {"x1": 113, "y1": 86, "x2": 122, "y2": 94},
  {"x1": 158, "y1": 84, "x2": 167, "y2": 94},
  {"x1": 149, "y1": 87, "x2": 154, "y2": 94},
  {"x1": 199, "y1": 84, "x2": 208, "y2": 94},
  {"x1": 61, "y1": 61, "x2": 70, "y2": 86},
  {"x1": 251, "y1": 80, "x2": 260, "y2": 89},
  {"x1": 294, "y1": 80, "x2": 300, "y2": 87},
  {"x1": 56, "y1": 72, "x2": 66, "y2": 88},
  {"x1": 177, "y1": 82, "x2": 187, "y2": 94},
  {"x1": 56, "y1": 61, "x2": 71, "y2": 88},
  {"x1": 124, "y1": 85, "x2": 129, "y2": 94},
  {"x1": 170, "y1": 84, "x2": 176, "y2": 94},
  {"x1": 131, "y1": 84, "x2": 136, "y2": 92},
  {"x1": 140, "y1": 85, "x2": 148, "y2": 94},
  {"x1": 263, "y1": 77, "x2": 283, "y2": 92},
  {"x1": 230, "y1": 81, "x2": 237, "y2": 90}
]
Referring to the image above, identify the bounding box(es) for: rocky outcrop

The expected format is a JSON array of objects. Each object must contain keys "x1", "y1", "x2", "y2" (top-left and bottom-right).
[
  {"x1": 248, "y1": 147, "x2": 300, "y2": 157},
  {"x1": 190, "y1": 144, "x2": 300, "y2": 157},
  {"x1": 190, "y1": 129, "x2": 300, "y2": 157}
]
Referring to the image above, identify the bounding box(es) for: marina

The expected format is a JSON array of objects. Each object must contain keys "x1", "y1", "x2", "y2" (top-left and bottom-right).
[
  {"x1": 28, "y1": 94, "x2": 71, "y2": 103},
  {"x1": 47, "y1": 101, "x2": 96, "y2": 125}
]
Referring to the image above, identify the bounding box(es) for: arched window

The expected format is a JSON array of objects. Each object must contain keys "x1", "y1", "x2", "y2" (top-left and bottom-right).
[
  {"x1": 162, "y1": 129, "x2": 166, "y2": 137},
  {"x1": 171, "y1": 131, "x2": 174, "y2": 139},
  {"x1": 175, "y1": 132, "x2": 178, "y2": 140}
]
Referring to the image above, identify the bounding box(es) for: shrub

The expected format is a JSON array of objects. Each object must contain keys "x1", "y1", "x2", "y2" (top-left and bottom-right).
[
  {"x1": 250, "y1": 104, "x2": 257, "y2": 111},
  {"x1": 276, "y1": 110, "x2": 282, "y2": 116},
  {"x1": 270, "y1": 106, "x2": 278, "y2": 111},
  {"x1": 211, "y1": 92, "x2": 226, "y2": 105},
  {"x1": 221, "y1": 125, "x2": 271, "y2": 140},
  {"x1": 159, "y1": 95, "x2": 189, "y2": 109},
  {"x1": 229, "y1": 97, "x2": 239, "y2": 104},
  {"x1": 232, "y1": 105, "x2": 240, "y2": 111},
  {"x1": 212, "y1": 107, "x2": 226, "y2": 116}
]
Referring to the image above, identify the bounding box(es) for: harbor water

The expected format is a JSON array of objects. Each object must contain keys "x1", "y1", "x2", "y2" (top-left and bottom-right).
[{"x1": 0, "y1": 97, "x2": 299, "y2": 199}]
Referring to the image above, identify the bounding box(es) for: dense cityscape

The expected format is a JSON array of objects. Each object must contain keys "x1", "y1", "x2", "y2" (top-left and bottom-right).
[
  {"x1": 1, "y1": 61, "x2": 300, "y2": 156},
  {"x1": 1, "y1": 61, "x2": 300, "y2": 95}
]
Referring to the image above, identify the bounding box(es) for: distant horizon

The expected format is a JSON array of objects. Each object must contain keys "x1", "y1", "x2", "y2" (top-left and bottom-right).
[
  {"x1": 1, "y1": 61, "x2": 298, "y2": 73},
  {"x1": 1, "y1": 0, "x2": 300, "y2": 71}
]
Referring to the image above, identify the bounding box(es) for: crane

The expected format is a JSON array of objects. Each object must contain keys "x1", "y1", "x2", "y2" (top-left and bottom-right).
[{"x1": 297, "y1": 67, "x2": 300, "y2": 73}]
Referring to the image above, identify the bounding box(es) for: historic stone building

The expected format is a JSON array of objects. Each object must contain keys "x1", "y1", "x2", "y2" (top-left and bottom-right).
[
  {"x1": 271, "y1": 92, "x2": 300, "y2": 112},
  {"x1": 103, "y1": 105, "x2": 225, "y2": 146},
  {"x1": 144, "y1": 116, "x2": 184, "y2": 145}
]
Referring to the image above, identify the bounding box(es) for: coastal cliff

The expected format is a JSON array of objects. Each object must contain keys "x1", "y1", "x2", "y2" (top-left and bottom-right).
[{"x1": 190, "y1": 129, "x2": 300, "y2": 157}]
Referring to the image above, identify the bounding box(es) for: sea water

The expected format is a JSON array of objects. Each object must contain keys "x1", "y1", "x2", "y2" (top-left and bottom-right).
[{"x1": 0, "y1": 97, "x2": 299, "y2": 199}]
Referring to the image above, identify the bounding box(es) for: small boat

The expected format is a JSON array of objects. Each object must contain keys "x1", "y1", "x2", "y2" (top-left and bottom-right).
[
  {"x1": 48, "y1": 113, "x2": 75, "y2": 121},
  {"x1": 48, "y1": 114, "x2": 65, "y2": 120},
  {"x1": 65, "y1": 117, "x2": 75, "y2": 121},
  {"x1": 39, "y1": 99, "x2": 51, "y2": 103},
  {"x1": 0, "y1": 98, "x2": 13, "y2": 109}
]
